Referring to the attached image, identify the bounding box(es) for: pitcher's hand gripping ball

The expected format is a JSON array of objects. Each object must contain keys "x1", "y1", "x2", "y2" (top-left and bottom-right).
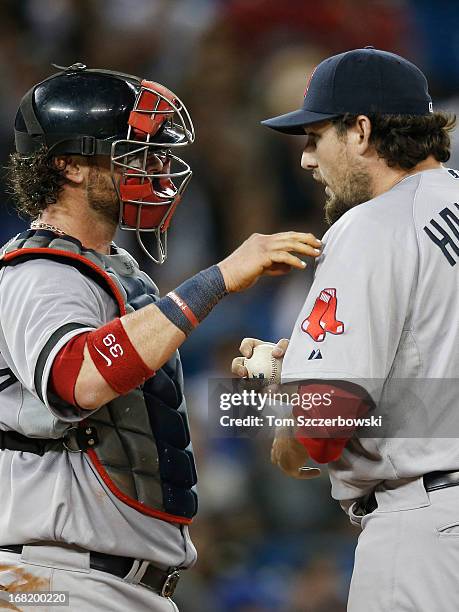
[{"x1": 243, "y1": 343, "x2": 282, "y2": 385}]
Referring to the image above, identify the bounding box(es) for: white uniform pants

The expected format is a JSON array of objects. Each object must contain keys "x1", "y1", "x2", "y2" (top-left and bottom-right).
[
  {"x1": 0, "y1": 543, "x2": 179, "y2": 611},
  {"x1": 348, "y1": 476, "x2": 459, "y2": 612}
]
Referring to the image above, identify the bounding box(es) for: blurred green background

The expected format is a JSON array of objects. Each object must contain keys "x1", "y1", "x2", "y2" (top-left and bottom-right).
[{"x1": 1, "y1": 1, "x2": 458, "y2": 610}]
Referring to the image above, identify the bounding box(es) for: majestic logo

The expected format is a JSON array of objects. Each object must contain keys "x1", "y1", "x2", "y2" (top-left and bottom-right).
[
  {"x1": 308, "y1": 349, "x2": 323, "y2": 360},
  {"x1": 301, "y1": 288, "x2": 344, "y2": 342}
]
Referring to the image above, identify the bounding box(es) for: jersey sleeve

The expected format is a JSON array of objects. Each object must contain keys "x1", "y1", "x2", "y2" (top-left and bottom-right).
[
  {"x1": 282, "y1": 203, "x2": 418, "y2": 399},
  {"x1": 0, "y1": 259, "x2": 116, "y2": 421}
]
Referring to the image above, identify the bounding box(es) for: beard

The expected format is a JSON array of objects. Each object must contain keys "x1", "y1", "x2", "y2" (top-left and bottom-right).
[
  {"x1": 315, "y1": 161, "x2": 373, "y2": 226},
  {"x1": 86, "y1": 165, "x2": 119, "y2": 228}
]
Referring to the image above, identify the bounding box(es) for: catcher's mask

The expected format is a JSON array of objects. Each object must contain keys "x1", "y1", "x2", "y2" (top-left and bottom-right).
[{"x1": 14, "y1": 63, "x2": 195, "y2": 264}]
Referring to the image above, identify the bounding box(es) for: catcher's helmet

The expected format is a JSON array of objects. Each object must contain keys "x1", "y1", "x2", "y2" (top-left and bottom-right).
[{"x1": 14, "y1": 63, "x2": 195, "y2": 264}]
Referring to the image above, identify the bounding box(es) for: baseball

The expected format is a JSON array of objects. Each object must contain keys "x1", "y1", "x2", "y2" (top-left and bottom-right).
[{"x1": 243, "y1": 343, "x2": 282, "y2": 385}]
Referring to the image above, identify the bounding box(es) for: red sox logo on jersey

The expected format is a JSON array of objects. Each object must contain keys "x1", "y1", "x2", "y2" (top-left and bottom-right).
[{"x1": 301, "y1": 288, "x2": 344, "y2": 342}]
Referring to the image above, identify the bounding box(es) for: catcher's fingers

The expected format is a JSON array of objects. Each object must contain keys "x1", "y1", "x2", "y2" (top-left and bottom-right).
[
  {"x1": 272, "y1": 231, "x2": 322, "y2": 248},
  {"x1": 239, "y1": 337, "x2": 267, "y2": 358},
  {"x1": 231, "y1": 356, "x2": 247, "y2": 378},
  {"x1": 218, "y1": 231, "x2": 322, "y2": 293},
  {"x1": 273, "y1": 238, "x2": 322, "y2": 258},
  {"x1": 268, "y1": 250, "x2": 309, "y2": 271}
]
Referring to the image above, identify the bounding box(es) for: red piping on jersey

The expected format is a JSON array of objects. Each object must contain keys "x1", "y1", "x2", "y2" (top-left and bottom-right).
[
  {"x1": 87, "y1": 448, "x2": 192, "y2": 524},
  {"x1": 3, "y1": 247, "x2": 191, "y2": 525},
  {"x1": 1, "y1": 249, "x2": 127, "y2": 315}
]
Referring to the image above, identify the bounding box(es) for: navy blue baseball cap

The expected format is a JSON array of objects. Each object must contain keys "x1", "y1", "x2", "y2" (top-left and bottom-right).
[{"x1": 262, "y1": 47, "x2": 433, "y2": 134}]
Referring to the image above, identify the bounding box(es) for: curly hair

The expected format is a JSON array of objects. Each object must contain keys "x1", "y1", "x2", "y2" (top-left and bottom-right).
[
  {"x1": 6, "y1": 147, "x2": 69, "y2": 219},
  {"x1": 332, "y1": 111, "x2": 456, "y2": 170}
]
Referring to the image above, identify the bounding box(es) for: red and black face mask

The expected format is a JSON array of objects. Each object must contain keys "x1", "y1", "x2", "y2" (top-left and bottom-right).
[{"x1": 111, "y1": 80, "x2": 194, "y2": 264}]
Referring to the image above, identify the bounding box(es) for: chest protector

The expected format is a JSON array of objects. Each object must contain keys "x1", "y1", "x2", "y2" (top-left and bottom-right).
[{"x1": 0, "y1": 229, "x2": 197, "y2": 524}]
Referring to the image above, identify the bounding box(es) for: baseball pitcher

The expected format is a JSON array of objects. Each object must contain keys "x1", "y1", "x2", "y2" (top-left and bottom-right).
[{"x1": 233, "y1": 48, "x2": 459, "y2": 611}]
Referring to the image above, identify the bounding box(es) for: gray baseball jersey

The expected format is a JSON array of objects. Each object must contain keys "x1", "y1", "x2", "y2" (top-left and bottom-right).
[
  {"x1": 0, "y1": 255, "x2": 196, "y2": 568},
  {"x1": 282, "y1": 167, "x2": 459, "y2": 511}
]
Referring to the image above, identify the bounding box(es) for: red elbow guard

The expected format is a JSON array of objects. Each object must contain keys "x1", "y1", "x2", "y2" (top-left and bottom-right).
[
  {"x1": 86, "y1": 318, "x2": 155, "y2": 395},
  {"x1": 50, "y1": 332, "x2": 88, "y2": 406}
]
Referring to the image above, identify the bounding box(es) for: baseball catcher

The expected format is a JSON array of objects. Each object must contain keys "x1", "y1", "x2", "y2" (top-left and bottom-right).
[{"x1": 0, "y1": 64, "x2": 321, "y2": 610}]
